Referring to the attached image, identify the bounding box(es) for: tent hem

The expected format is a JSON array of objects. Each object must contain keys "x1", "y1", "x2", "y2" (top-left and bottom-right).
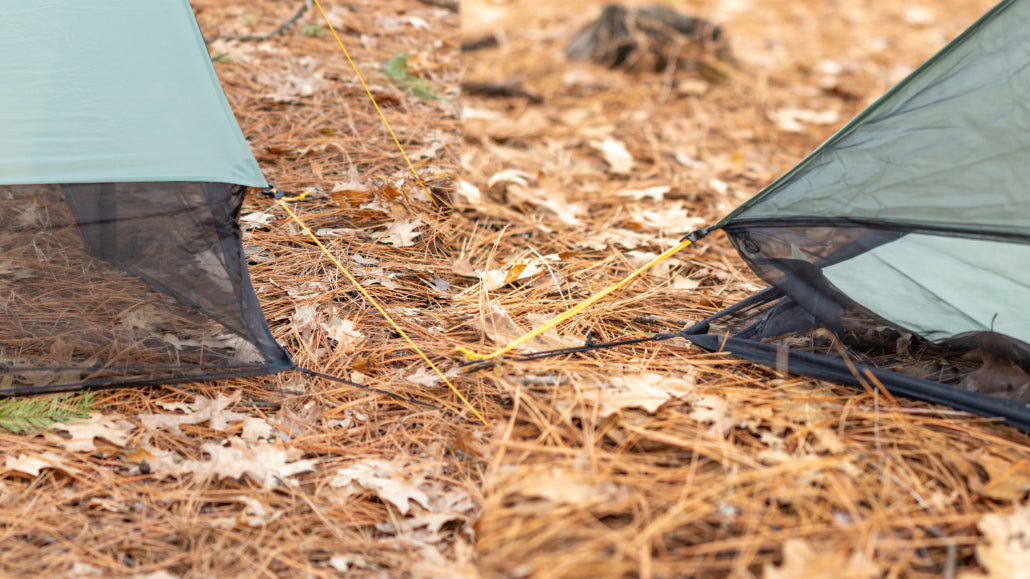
[
  {"x1": 720, "y1": 216, "x2": 1030, "y2": 244},
  {"x1": 682, "y1": 332, "x2": 1030, "y2": 431}
]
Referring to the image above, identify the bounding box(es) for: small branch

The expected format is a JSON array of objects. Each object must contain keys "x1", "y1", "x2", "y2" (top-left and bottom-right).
[
  {"x1": 206, "y1": 0, "x2": 312, "y2": 44},
  {"x1": 418, "y1": 0, "x2": 458, "y2": 10}
]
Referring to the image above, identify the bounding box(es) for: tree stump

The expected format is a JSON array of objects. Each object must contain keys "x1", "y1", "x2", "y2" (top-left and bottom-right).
[{"x1": 564, "y1": 4, "x2": 732, "y2": 78}]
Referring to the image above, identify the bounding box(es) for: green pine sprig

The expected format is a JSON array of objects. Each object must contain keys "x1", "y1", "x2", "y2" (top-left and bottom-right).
[
  {"x1": 0, "y1": 393, "x2": 96, "y2": 434},
  {"x1": 383, "y1": 53, "x2": 443, "y2": 101}
]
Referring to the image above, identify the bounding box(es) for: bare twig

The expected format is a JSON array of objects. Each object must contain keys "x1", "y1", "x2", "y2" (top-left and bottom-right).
[{"x1": 206, "y1": 0, "x2": 312, "y2": 43}]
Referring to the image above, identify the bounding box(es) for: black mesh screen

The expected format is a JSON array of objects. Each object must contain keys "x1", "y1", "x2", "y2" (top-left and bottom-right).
[
  {"x1": 722, "y1": 222, "x2": 1030, "y2": 363},
  {"x1": 0, "y1": 182, "x2": 291, "y2": 394},
  {"x1": 679, "y1": 222, "x2": 1030, "y2": 427},
  {"x1": 723, "y1": 223, "x2": 902, "y2": 334}
]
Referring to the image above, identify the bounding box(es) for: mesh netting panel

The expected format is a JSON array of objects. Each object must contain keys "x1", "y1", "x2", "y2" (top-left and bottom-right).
[
  {"x1": 707, "y1": 223, "x2": 1030, "y2": 403},
  {"x1": 0, "y1": 183, "x2": 290, "y2": 394},
  {"x1": 725, "y1": 223, "x2": 1030, "y2": 343}
]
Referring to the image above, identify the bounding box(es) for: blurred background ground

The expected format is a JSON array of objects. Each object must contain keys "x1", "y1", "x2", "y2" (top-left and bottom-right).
[
  {"x1": 461, "y1": 0, "x2": 1030, "y2": 577},
  {"x1": 1, "y1": 0, "x2": 1028, "y2": 577}
]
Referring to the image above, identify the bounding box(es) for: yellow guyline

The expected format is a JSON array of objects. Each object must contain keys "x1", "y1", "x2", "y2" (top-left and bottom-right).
[
  {"x1": 276, "y1": 198, "x2": 487, "y2": 425},
  {"x1": 270, "y1": 0, "x2": 484, "y2": 424},
  {"x1": 311, "y1": 0, "x2": 435, "y2": 203},
  {"x1": 457, "y1": 238, "x2": 694, "y2": 361},
  {"x1": 289, "y1": 0, "x2": 693, "y2": 418}
]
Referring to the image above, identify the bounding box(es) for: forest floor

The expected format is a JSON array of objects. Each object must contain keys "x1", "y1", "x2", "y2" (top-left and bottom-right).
[{"x1": 2, "y1": 0, "x2": 1028, "y2": 577}]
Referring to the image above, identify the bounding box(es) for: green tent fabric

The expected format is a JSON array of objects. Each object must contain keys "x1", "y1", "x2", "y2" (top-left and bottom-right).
[
  {"x1": 680, "y1": 0, "x2": 1030, "y2": 427},
  {"x1": 707, "y1": 0, "x2": 1030, "y2": 348},
  {"x1": 719, "y1": 0, "x2": 1030, "y2": 239},
  {"x1": 822, "y1": 234, "x2": 1030, "y2": 344},
  {"x1": 0, "y1": 1, "x2": 266, "y2": 187},
  {"x1": 0, "y1": 1, "x2": 290, "y2": 394}
]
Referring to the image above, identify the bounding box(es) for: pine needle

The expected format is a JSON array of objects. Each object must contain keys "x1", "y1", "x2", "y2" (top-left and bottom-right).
[{"x1": 0, "y1": 393, "x2": 96, "y2": 434}]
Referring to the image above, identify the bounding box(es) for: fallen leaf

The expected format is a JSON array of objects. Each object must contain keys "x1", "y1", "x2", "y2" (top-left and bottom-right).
[
  {"x1": 352, "y1": 253, "x2": 379, "y2": 266},
  {"x1": 523, "y1": 313, "x2": 580, "y2": 348},
  {"x1": 409, "y1": 539, "x2": 479, "y2": 579},
  {"x1": 331, "y1": 169, "x2": 370, "y2": 195},
  {"x1": 234, "y1": 496, "x2": 283, "y2": 528},
  {"x1": 904, "y1": 6, "x2": 934, "y2": 26},
  {"x1": 474, "y1": 253, "x2": 565, "y2": 291},
  {"x1": 69, "y1": 562, "x2": 106, "y2": 577},
  {"x1": 375, "y1": 219, "x2": 423, "y2": 247},
  {"x1": 240, "y1": 212, "x2": 275, "y2": 229},
  {"x1": 139, "y1": 392, "x2": 249, "y2": 435},
  {"x1": 462, "y1": 106, "x2": 505, "y2": 122},
  {"x1": 617, "y1": 185, "x2": 670, "y2": 200},
  {"x1": 671, "y1": 276, "x2": 702, "y2": 290},
  {"x1": 589, "y1": 373, "x2": 697, "y2": 417},
  {"x1": 274, "y1": 402, "x2": 322, "y2": 440},
  {"x1": 944, "y1": 451, "x2": 986, "y2": 494},
  {"x1": 960, "y1": 503, "x2": 1030, "y2": 579},
  {"x1": 764, "y1": 538, "x2": 879, "y2": 579},
  {"x1": 408, "y1": 130, "x2": 450, "y2": 160},
  {"x1": 0, "y1": 259, "x2": 33, "y2": 280},
  {"x1": 119, "y1": 304, "x2": 169, "y2": 332},
  {"x1": 466, "y1": 303, "x2": 558, "y2": 352},
  {"x1": 625, "y1": 251, "x2": 681, "y2": 279},
  {"x1": 479, "y1": 269, "x2": 507, "y2": 291},
  {"x1": 132, "y1": 444, "x2": 182, "y2": 476},
  {"x1": 128, "y1": 570, "x2": 179, "y2": 579},
  {"x1": 688, "y1": 394, "x2": 744, "y2": 437},
  {"x1": 322, "y1": 316, "x2": 364, "y2": 347},
  {"x1": 383, "y1": 484, "x2": 477, "y2": 543},
  {"x1": 965, "y1": 449, "x2": 1030, "y2": 501},
  {"x1": 961, "y1": 350, "x2": 1030, "y2": 401},
  {"x1": 628, "y1": 201, "x2": 706, "y2": 232},
  {"x1": 487, "y1": 169, "x2": 534, "y2": 189},
  {"x1": 678, "y1": 78, "x2": 710, "y2": 95},
  {"x1": 260, "y1": 57, "x2": 326, "y2": 103},
  {"x1": 5, "y1": 452, "x2": 69, "y2": 477},
  {"x1": 330, "y1": 459, "x2": 431, "y2": 515},
  {"x1": 769, "y1": 107, "x2": 840, "y2": 132},
  {"x1": 455, "y1": 180, "x2": 482, "y2": 204},
  {"x1": 314, "y1": 227, "x2": 363, "y2": 238},
  {"x1": 207, "y1": 39, "x2": 284, "y2": 65},
  {"x1": 406, "y1": 16, "x2": 429, "y2": 29},
  {"x1": 407, "y1": 367, "x2": 442, "y2": 387},
  {"x1": 513, "y1": 466, "x2": 617, "y2": 505},
  {"x1": 811, "y1": 427, "x2": 846, "y2": 454},
  {"x1": 290, "y1": 303, "x2": 320, "y2": 341},
  {"x1": 452, "y1": 258, "x2": 477, "y2": 278},
  {"x1": 466, "y1": 108, "x2": 550, "y2": 141},
  {"x1": 180, "y1": 438, "x2": 315, "y2": 489},
  {"x1": 51, "y1": 412, "x2": 135, "y2": 452},
  {"x1": 579, "y1": 228, "x2": 676, "y2": 251},
  {"x1": 329, "y1": 556, "x2": 356, "y2": 572},
  {"x1": 506, "y1": 184, "x2": 582, "y2": 225},
  {"x1": 241, "y1": 417, "x2": 274, "y2": 442},
  {"x1": 590, "y1": 137, "x2": 635, "y2": 174}
]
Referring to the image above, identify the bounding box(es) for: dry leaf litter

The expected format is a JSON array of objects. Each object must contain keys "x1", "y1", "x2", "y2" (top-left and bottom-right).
[{"x1": 0, "y1": 0, "x2": 1027, "y2": 577}]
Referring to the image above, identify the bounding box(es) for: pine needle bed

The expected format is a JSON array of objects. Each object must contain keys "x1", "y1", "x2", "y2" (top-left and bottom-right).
[{"x1": 0, "y1": 0, "x2": 1026, "y2": 577}]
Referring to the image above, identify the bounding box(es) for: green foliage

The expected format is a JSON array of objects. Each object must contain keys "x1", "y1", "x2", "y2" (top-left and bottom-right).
[
  {"x1": 383, "y1": 53, "x2": 442, "y2": 101},
  {"x1": 211, "y1": 53, "x2": 234, "y2": 64},
  {"x1": 384, "y1": 54, "x2": 410, "y2": 79},
  {"x1": 302, "y1": 24, "x2": 327, "y2": 38},
  {"x1": 0, "y1": 393, "x2": 96, "y2": 434}
]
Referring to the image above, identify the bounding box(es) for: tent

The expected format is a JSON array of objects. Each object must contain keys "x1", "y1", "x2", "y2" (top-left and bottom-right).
[
  {"x1": 680, "y1": 0, "x2": 1030, "y2": 428},
  {"x1": 0, "y1": 2, "x2": 293, "y2": 393}
]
